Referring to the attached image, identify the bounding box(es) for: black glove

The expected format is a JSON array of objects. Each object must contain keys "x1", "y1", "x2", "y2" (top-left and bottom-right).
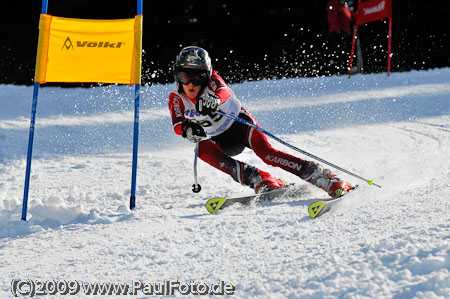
[
  {"x1": 182, "y1": 119, "x2": 207, "y2": 143},
  {"x1": 196, "y1": 94, "x2": 219, "y2": 116}
]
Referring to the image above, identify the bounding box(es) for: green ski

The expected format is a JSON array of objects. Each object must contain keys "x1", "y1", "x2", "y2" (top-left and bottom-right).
[{"x1": 308, "y1": 185, "x2": 359, "y2": 218}]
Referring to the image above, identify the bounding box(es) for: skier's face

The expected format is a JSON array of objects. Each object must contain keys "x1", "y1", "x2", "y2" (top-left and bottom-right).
[{"x1": 182, "y1": 82, "x2": 201, "y2": 99}]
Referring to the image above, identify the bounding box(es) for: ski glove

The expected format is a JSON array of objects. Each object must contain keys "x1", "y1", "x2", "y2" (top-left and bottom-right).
[
  {"x1": 182, "y1": 119, "x2": 207, "y2": 143},
  {"x1": 196, "y1": 94, "x2": 219, "y2": 116}
]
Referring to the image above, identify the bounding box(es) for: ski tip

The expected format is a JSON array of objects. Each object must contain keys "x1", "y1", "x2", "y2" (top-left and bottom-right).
[
  {"x1": 206, "y1": 197, "x2": 227, "y2": 214},
  {"x1": 308, "y1": 201, "x2": 326, "y2": 218}
]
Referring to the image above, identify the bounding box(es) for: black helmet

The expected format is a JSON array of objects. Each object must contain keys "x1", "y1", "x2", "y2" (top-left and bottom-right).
[{"x1": 173, "y1": 46, "x2": 212, "y2": 85}]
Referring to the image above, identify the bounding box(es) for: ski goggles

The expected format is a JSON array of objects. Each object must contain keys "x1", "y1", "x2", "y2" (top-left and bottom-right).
[{"x1": 176, "y1": 71, "x2": 203, "y2": 86}]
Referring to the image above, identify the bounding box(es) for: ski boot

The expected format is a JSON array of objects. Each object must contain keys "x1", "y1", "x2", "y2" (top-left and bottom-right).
[
  {"x1": 328, "y1": 180, "x2": 353, "y2": 199},
  {"x1": 254, "y1": 170, "x2": 286, "y2": 194},
  {"x1": 302, "y1": 162, "x2": 352, "y2": 198},
  {"x1": 234, "y1": 163, "x2": 285, "y2": 194}
]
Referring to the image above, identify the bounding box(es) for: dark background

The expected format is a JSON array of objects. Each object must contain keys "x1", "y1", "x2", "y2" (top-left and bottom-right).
[{"x1": 1, "y1": 0, "x2": 449, "y2": 86}]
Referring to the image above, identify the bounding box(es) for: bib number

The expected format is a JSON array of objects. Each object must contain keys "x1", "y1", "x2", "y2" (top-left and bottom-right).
[{"x1": 198, "y1": 113, "x2": 223, "y2": 128}]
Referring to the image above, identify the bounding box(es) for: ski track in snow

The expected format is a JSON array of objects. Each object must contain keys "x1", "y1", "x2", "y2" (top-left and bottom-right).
[{"x1": 1, "y1": 69, "x2": 450, "y2": 298}]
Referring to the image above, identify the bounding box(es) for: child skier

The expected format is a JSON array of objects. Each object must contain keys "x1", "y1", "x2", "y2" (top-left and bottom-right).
[{"x1": 168, "y1": 46, "x2": 352, "y2": 198}]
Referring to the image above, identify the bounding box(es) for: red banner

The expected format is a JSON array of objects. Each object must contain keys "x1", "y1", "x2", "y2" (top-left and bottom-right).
[
  {"x1": 356, "y1": 0, "x2": 392, "y2": 25},
  {"x1": 349, "y1": 0, "x2": 393, "y2": 77}
]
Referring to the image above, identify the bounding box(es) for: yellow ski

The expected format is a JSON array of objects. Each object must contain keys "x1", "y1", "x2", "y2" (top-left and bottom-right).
[
  {"x1": 205, "y1": 184, "x2": 296, "y2": 214},
  {"x1": 308, "y1": 185, "x2": 359, "y2": 218}
]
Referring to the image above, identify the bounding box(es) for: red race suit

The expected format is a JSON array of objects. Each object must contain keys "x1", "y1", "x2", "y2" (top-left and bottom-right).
[{"x1": 168, "y1": 71, "x2": 315, "y2": 186}]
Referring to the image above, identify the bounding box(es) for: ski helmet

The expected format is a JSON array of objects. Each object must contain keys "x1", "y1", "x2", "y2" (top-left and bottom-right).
[{"x1": 173, "y1": 46, "x2": 212, "y2": 86}]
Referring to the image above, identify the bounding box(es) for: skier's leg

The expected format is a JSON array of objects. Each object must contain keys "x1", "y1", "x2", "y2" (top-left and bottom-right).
[
  {"x1": 248, "y1": 127, "x2": 310, "y2": 177},
  {"x1": 248, "y1": 128, "x2": 352, "y2": 198},
  {"x1": 197, "y1": 140, "x2": 284, "y2": 192}
]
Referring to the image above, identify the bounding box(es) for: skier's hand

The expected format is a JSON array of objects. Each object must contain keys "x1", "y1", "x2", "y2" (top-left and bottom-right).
[
  {"x1": 182, "y1": 119, "x2": 207, "y2": 143},
  {"x1": 196, "y1": 94, "x2": 219, "y2": 116}
]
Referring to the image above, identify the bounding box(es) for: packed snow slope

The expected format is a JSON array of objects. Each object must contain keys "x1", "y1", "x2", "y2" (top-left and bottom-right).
[{"x1": 1, "y1": 68, "x2": 449, "y2": 298}]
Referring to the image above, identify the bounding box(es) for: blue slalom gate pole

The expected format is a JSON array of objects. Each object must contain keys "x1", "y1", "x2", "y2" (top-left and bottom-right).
[
  {"x1": 130, "y1": 85, "x2": 140, "y2": 210},
  {"x1": 21, "y1": 0, "x2": 49, "y2": 221},
  {"x1": 137, "y1": 0, "x2": 143, "y2": 15},
  {"x1": 129, "y1": 0, "x2": 143, "y2": 210},
  {"x1": 217, "y1": 110, "x2": 381, "y2": 188},
  {"x1": 22, "y1": 83, "x2": 40, "y2": 220}
]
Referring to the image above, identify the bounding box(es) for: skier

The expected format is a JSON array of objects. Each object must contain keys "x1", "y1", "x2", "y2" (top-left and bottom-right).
[{"x1": 168, "y1": 46, "x2": 353, "y2": 198}]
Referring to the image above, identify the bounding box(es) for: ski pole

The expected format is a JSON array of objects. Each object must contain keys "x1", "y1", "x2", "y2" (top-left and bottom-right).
[
  {"x1": 192, "y1": 141, "x2": 202, "y2": 193},
  {"x1": 217, "y1": 110, "x2": 381, "y2": 188}
]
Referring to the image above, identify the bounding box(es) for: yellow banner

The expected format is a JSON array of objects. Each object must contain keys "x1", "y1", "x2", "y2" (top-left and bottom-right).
[{"x1": 34, "y1": 14, "x2": 142, "y2": 85}]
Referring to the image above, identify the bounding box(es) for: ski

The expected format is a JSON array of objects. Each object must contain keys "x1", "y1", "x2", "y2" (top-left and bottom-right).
[
  {"x1": 308, "y1": 185, "x2": 359, "y2": 218},
  {"x1": 206, "y1": 184, "x2": 298, "y2": 214}
]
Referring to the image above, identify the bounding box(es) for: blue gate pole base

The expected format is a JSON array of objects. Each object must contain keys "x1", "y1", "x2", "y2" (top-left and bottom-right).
[{"x1": 130, "y1": 196, "x2": 136, "y2": 210}]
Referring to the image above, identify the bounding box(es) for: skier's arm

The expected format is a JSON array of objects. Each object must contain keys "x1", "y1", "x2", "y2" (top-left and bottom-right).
[
  {"x1": 207, "y1": 70, "x2": 231, "y2": 104},
  {"x1": 196, "y1": 71, "x2": 232, "y2": 115},
  {"x1": 168, "y1": 93, "x2": 185, "y2": 135}
]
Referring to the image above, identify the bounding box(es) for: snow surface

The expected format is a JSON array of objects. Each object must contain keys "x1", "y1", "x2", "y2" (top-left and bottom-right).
[{"x1": 1, "y1": 68, "x2": 450, "y2": 298}]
